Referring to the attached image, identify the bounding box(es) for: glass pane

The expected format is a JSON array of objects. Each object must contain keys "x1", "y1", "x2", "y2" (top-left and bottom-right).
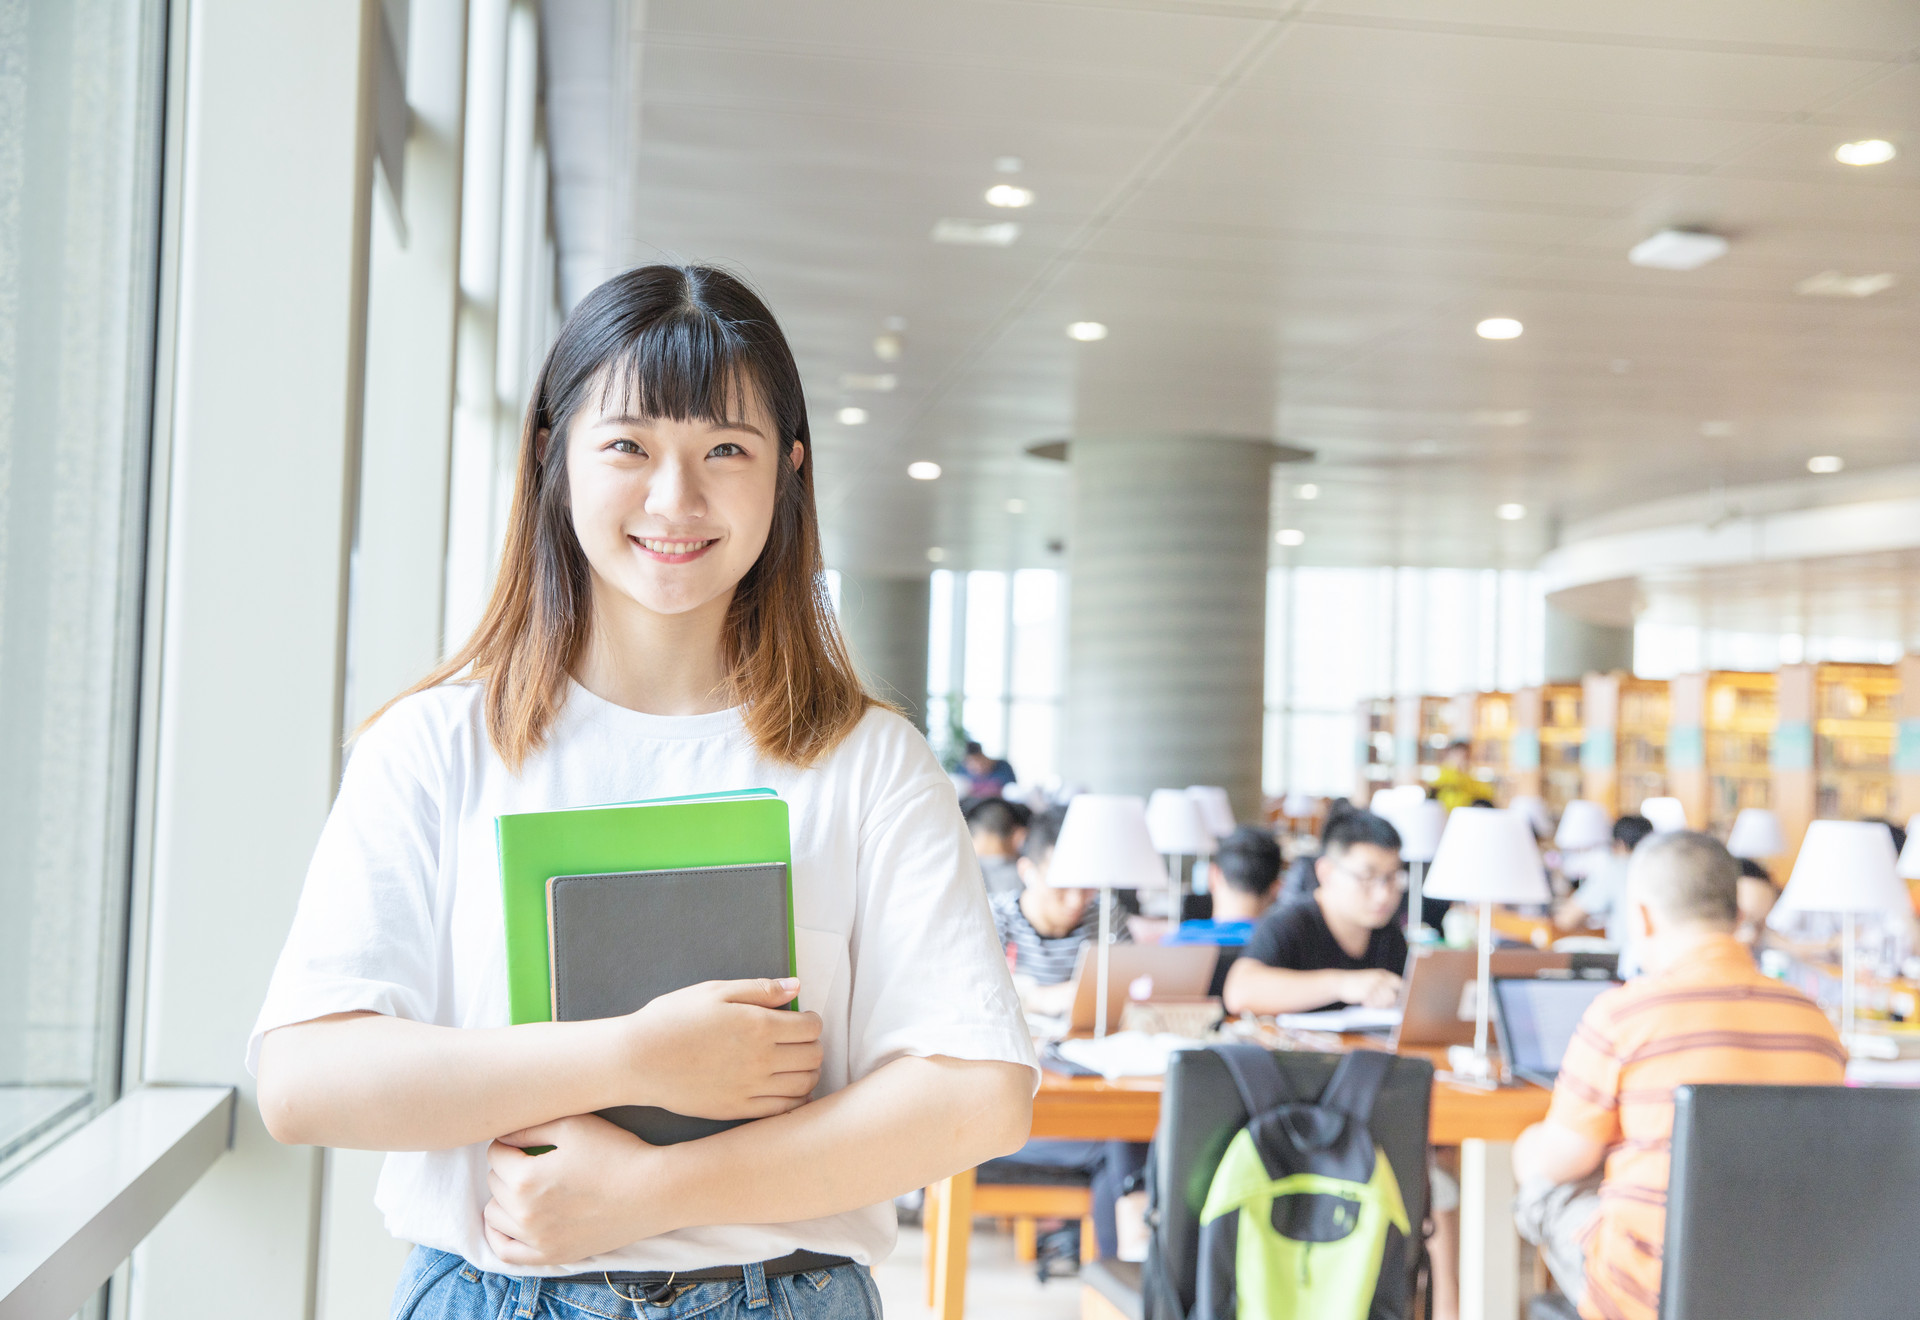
[
  {"x1": 0, "y1": 0, "x2": 162, "y2": 1174},
  {"x1": 962, "y1": 571, "x2": 1007, "y2": 756}
]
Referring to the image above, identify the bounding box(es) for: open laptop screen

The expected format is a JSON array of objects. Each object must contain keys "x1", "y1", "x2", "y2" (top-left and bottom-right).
[{"x1": 1492, "y1": 976, "x2": 1619, "y2": 1078}]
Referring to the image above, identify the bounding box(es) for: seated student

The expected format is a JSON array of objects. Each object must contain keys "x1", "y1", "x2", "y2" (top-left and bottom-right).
[
  {"x1": 1514, "y1": 831, "x2": 1845, "y2": 1320},
  {"x1": 1222, "y1": 810, "x2": 1408, "y2": 1015},
  {"x1": 1432, "y1": 741, "x2": 1495, "y2": 811},
  {"x1": 989, "y1": 807, "x2": 1131, "y2": 1019},
  {"x1": 983, "y1": 806, "x2": 1144, "y2": 1261},
  {"x1": 1273, "y1": 798, "x2": 1357, "y2": 906},
  {"x1": 960, "y1": 739, "x2": 1017, "y2": 798},
  {"x1": 1734, "y1": 857, "x2": 1778, "y2": 953},
  {"x1": 1163, "y1": 827, "x2": 1283, "y2": 997},
  {"x1": 965, "y1": 795, "x2": 1030, "y2": 897},
  {"x1": 1552, "y1": 812, "x2": 1654, "y2": 940}
]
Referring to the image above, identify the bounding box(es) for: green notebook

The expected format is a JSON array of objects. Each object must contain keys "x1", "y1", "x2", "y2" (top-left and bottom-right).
[{"x1": 496, "y1": 788, "x2": 793, "y2": 1026}]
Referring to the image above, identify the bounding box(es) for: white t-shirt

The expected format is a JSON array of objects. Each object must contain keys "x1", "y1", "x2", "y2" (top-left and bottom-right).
[{"x1": 248, "y1": 681, "x2": 1037, "y2": 1275}]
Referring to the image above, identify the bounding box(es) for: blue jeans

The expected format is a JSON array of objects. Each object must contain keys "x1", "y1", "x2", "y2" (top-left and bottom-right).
[{"x1": 392, "y1": 1247, "x2": 882, "y2": 1320}]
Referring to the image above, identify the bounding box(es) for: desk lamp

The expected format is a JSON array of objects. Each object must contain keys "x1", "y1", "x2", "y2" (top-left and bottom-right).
[
  {"x1": 1640, "y1": 796, "x2": 1689, "y2": 834},
  {"x1": 1049, "y1": 795, "x2": 1165, "y2": 1040},
  {"x1": 1147, "y1": 788, "x2": 1214, "y2": 920},
  {"x1": 1423, "y1": 807, "x2": 1551, "y2": 1082},
  {"x1": 1554, "y1": 799, "x2": 1614, "y2": 882},
  {"x1": 1383, "y1": 797, "x2": 1446, "y2": 943},
  {"x1": 1725, "y1": 808, "x2": 1786, "y2": 861},
  {"x1": 1769, "y1": 819, "x2": 1905, "y2": 1051}
]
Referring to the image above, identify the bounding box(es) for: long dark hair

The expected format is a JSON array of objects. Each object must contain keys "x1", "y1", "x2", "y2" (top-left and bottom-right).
[{"x1": 369, "y1": 264, "x2": 875, "y2": 768}]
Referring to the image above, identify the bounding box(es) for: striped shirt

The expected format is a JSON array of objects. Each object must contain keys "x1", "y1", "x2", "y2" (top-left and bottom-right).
[
  {"x1": 1548, "y1": 935, "x2": 1845, "y2": 1320},
  {"x1": 989, "y1": 889, "x2": 1131, "y2": 986}
]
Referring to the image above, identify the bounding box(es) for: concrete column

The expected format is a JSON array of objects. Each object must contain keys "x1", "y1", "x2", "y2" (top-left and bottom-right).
[
  {"x1": 1063, "y1": 436, "x2": 1272, "y2": 819},
  {"x1": 1544, "y1": 600, "x2": 1633, "y2": 682},
  {"x1": 837, "y1": 573, "x2": 931, "y2": 730}
]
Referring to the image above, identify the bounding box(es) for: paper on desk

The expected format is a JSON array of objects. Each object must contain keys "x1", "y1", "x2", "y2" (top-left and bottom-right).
[
  {"x1": 1275, "y1": 1006, "x2": 1403, "y2": 1034},
  {"x1": 1846, "y1": 1058, "x2": 1920, "y2": 1087},
  {"x1": 1053, "y1": 1031, "x2": 1195, "y2": 1079}
]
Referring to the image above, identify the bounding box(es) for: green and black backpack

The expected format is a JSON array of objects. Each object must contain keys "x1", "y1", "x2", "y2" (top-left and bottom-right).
[{"x1": 1153, "y1": 1044, "x2": 1417, "y2": 1320}]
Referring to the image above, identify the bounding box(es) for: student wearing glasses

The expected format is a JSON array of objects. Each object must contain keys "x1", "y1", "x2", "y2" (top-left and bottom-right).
[{"x1": 1222, "y1": 810, "x2": 1408, "y2": 1015}]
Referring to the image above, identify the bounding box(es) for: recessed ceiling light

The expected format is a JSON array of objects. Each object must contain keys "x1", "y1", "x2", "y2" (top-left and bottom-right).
[
  {"x1": 838, "y1": 373, "x2": 897, "y2": 392},
  {"x1": 1628, "y1": 229, "x2": 1729, "y2": 271},
  {"x1": 985, "y1": 184, "x2": 1034, "y2": 208},
  {"x1": 1295, "y1": 483, "x2": 1319, "y2": 500},
  {"x1": 1476, "y1": 317, "x2": 1523, "y2": 340},
  {"x1": 1066, "y1": 321, "x2": 1108, "y2": 341},
  {"x1": 1609, "y1": 358, "x2": 1632, "y2": 374},
  {"x1": 931, "y1": 218, "x2": 1019, "y2": 246},
  {"x1": 1496, "y1": 503, "x2": 1527, "y2": 521},
  {"x1": 1836, "y1": 139, "x2": 1896, "y2": 166},
  {"x1": 994, "y1": 155, "x2": 1024, "y2": 174},
  {"x1": 1470, "y1": 409, "x2": 1531, "y2": 427},
  {"x1": 1807, "y1": 455, "x2": 1844, "y2": 474},
  {"x1": 836, "y1": 406, "x2": 868, "y2": 425},
  {"x1": 873, "y1": 332, "x2": 903, "y2": 362},
  {"x1": 1275, "y1": 529, "x2": 1306, "y2": 547},
  {"x1": 1005, "y1": 497, "x2": 1026, "y2": 513},
  {"x1": 1700, "y1": 420, "x2": 1735, "y2": 438},
  {"x1": 1795, "y1": 270, "x2": 1898, "y2": 298},
  {"x1": 907, "y1": 461, "x2": 942, "y2": 481},
  {"x1": 926, "y1": 547, "x2": 947, "y2": 563}
]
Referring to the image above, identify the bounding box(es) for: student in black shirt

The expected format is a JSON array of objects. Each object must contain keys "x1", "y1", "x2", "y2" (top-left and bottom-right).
[{"x1": 1224, "y1": 809, "x2": 1408, "y2": 1015}]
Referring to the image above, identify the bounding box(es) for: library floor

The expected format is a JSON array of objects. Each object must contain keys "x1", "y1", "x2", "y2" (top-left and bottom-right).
[{"x1": 872, "y1": 1222, "x2": 1079, "y2": 1319}]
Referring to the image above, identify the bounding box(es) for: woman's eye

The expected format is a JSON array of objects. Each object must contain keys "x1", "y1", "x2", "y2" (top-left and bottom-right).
[
  {"x1": 609, "y1": 439, "x2": 645, "y2": 456},
  {"x1": 708, "y1": 441, "x2": 747, "y2": 459}
]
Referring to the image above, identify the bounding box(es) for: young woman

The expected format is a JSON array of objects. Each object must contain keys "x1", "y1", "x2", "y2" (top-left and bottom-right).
[{"x1": 250, "y1": 265, "x2": 1036, "y2": 1319}]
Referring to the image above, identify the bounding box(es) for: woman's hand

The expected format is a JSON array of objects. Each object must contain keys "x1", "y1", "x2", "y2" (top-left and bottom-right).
[
  {"x1": 484, "y1": 1116, "x2": 666, "y2": 1266},
  {"x1": 618, "y1": 977, "x2": 824, "y2": 1119}
]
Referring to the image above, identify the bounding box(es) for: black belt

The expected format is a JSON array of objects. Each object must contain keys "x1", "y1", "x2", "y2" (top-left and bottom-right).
[{"x1": 554, "y1": 1249, "x2": 854, "y2": 1305}]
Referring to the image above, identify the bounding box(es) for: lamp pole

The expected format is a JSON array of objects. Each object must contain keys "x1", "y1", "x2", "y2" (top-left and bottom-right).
[{"x1": 1095, "y1": 886, "x2": 1113, "y2": 1042}]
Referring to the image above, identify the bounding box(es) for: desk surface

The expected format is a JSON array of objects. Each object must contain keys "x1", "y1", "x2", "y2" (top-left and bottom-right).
[{"x1": 1031, "y1": 1040, "x2": 1551, "y2": 1145}]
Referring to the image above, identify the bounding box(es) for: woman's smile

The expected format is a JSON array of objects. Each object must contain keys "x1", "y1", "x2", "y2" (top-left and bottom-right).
[{"x1": 629, "y1": 533, "x2": 720, "y2": 564}]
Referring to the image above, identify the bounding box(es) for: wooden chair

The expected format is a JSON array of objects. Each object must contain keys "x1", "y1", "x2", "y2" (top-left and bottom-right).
[{"x1": 924, "y1": 1167, "x2": 1098, "y2": 1319}]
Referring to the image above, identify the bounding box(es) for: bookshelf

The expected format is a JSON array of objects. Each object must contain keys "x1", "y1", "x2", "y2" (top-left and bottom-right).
[
  {"x1": 1582, "y1": 672, "x2": 1670, "y2": 818},
  {"x1": 1466, "y1": 691, "x2": 1515, "y2": 803},
  {"x1": 1513, "y1": 683, "x2": 1583, "y2": 813},
  {"x1": 1774, "y1": 661, "x2": 1898, "y2": 860},
  {"x1": 1355, "y1": 697, "x2": 1395, "y2": 803},
  {"x1": 1899, "y1": 655, "x2": 1920, "y2": 821},
  {"x1": 1667, "y1": 671, "x2": 1775, "y2": 839},
  {"x1": 1393, "y1": 694, "x2": 1453, "y2": 788}
]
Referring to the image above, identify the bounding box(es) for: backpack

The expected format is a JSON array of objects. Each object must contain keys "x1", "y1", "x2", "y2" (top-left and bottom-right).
[{"x1": 1144, "y1": 1045, "x2": 1418, "y2": 1320}]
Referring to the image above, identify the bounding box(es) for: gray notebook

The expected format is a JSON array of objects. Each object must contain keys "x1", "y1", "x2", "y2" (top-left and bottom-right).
[{"x1": 546, "y1": 862, "x2": 794, "y2": 1145}]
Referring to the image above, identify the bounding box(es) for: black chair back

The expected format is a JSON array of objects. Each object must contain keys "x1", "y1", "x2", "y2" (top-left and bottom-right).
[
  {"x1": 1662, "y1": 1083, "x2": 1920, "y2": 1319},
  {"x1": 1150, "y1": 1047, "x2": 1433, "y2": 1317}
]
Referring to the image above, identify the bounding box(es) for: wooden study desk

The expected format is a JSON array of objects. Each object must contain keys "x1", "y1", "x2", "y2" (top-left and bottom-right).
[{"x1": 925, "y1": 1042, "x2": 1550, "y2": 1320}]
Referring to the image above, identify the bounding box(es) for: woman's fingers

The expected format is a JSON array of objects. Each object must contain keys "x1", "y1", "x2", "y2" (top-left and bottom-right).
[
  {"x1": 769, "y1": 1040, "x2": 824, "y2": 1070},
  {"x1": 769, "y1": 1009, "x2": 824, "y2": 1043}
]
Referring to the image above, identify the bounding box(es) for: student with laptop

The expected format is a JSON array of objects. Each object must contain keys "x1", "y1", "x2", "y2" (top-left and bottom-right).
[
  {"x1": 1552, "y1": 812, "x2": 1653, "y2": 942},
  {"x1": 1162, "y1": 826, "x2": 1282, "y2": 996},
  {"x1": 249, "y1": 265, "x2": 1038, "y2": 1317},
  {"x1": 1513, "y1": 831, "x2": 1844, "y2": 1320},
  {"x1": 990, "y1": 807, "x2": 1132, "y2": 1017}
]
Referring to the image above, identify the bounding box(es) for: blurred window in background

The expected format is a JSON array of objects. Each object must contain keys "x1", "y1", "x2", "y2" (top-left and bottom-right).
[{"x1": 0, "y1": 0, "x2": 165, "y2": 1177}]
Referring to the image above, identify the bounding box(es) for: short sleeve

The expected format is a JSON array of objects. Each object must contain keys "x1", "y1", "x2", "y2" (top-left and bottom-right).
[
  {"x1": 245, "y1": 697, "x2": 450, "y2": 1074},
  {"x1": 1546, "y1": 997, "x2": 1627, "y2": 1146},
  {"x1": 1242, "y1": 904, "x2": 1305, "y2": 969},
  {"x1": 845, "y1": 725, "x2": 1038, "y2": 1088}
]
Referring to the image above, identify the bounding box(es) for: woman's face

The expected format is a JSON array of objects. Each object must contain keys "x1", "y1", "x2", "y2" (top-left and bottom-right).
[{"x1": 565, "y1": 381, "x2": 798, "y2": 621}]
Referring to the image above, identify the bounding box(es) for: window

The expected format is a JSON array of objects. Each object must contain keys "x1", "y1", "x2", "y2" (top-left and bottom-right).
[
  {"x1": 926, "y1": 568, "x2": 1065, "y2": 786},
  {"x1": 0, "y1": 0, "x2": 165, "y2": 1176}
]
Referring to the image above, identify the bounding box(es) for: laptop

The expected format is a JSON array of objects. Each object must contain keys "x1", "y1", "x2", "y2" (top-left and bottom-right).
[
  {"x1": 1067, "y1": 943, "x2": 1221, "y2": 1034},
  {"x1": 1490, "y1": 974, "x2": 1621, "y2": 1088},
  {"x1": 1392, "y1": 947, "x2": 1619, "y2": 1049}
]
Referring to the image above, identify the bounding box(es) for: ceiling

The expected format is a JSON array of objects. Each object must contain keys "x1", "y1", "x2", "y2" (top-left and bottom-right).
[{"x1": 541, "y1": 0, "x2": 1920, "y2": 584}]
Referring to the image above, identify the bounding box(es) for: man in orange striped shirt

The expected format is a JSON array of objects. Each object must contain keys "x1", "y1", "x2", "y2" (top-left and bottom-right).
[{"x1": 1512, "y1": 831, "x2": 1845, "y2": 1320}]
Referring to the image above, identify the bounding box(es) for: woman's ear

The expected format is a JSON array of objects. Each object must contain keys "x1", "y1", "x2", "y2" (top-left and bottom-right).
[{"x1": 789, "y1": 440, "x2": 805, "y2": 472}]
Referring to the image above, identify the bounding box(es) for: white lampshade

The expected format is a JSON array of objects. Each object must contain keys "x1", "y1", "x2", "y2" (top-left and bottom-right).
[
  {"x1": 1770, "y1": 820, "x2": 1907, "y2": 925},
  {"x1": 1186, "y1": 785, "x2": 1238, "y2": 838},
  {"x1": 1725, "y1": 808, "x2": 1786, "y2": 860},
  {"x1": 1508, "y1": 793, "x2": 1553, "y2": 839},
  {"x1": 1901, "y1": 815, "x2": 1920, "y2": 881},
  {"x1": 1423, "y1": 808, "x2": 1552, "y2": 905},
  {"x1": 1555, "y1": 799, "x2": 1614, "y2": 852},
  {"x1": 1147, "y1": 788, "x2": 1214, "y2": 855},
  {"x1": 1640, "y1": 796, "x2": 1689, "y2": 834},
  {"x1": 1391, "y1": 798, "x2": 1447, "y2": 864},
  {"x1": 1279, "y1": 791, "x2": 1315, "y2": 819},
  {"x1": 1370, "y1": 784, "x2": 1423, "y2": 817},
  {"x1": 1047, "y1": 794, "x2": 1166, "y2": 891}
]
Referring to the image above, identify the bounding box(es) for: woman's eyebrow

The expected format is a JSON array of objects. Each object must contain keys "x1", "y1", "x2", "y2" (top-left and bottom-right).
[{"x1": 595, "y1": 414, "x2": 765, "y2": 439}]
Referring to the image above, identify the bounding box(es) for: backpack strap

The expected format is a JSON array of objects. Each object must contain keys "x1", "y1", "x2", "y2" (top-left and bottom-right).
[
  {"x1": 1212, "y1": 1043, "x2": 1292, "y2": 1120},
  {"x1": 1318, "y1": 1047, "x2": 1396, "y2": 1125}
]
